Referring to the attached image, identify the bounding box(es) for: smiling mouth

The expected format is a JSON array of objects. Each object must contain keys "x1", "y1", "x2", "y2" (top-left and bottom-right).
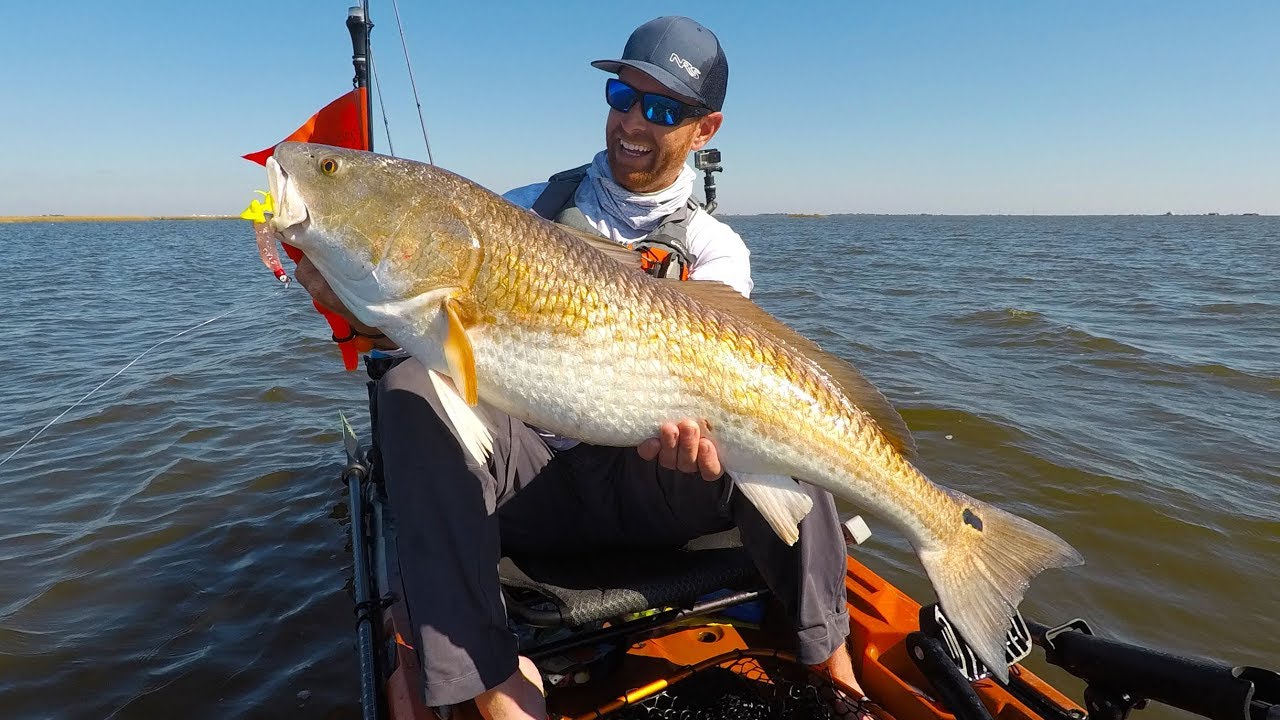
[{"x1": 617, "y1": 138, "x2": 653, "y2": 159}]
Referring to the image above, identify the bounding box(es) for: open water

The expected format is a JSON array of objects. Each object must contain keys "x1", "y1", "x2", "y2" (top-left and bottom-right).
[{"x1": 0, "y1": 215, "x2": 1276, "y2": 719}]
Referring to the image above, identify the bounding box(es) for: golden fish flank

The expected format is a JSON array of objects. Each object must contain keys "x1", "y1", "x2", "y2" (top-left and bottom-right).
[
  {"x1": 265, "y1": 142, "x2": 1082, "y2": 683},
  {"x1": 478, "y1": 247, "x2": 599, "y2": 333}
]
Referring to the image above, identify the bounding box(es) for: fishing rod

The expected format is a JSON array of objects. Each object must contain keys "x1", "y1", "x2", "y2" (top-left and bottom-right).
[
  {"x1": 341, "y1": 413, "x2": 380, "y2": 720},
  {"x1": 344, "y1": 10, "x2": 380, "y2": 719},
  {"x1": 346, "y1": 2, "x2": 373, "y2": 153}
]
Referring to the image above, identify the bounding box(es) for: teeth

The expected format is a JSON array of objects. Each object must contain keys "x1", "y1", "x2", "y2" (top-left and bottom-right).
[{"x1": 620, "y1": 139, "x2": 651, "y2": 153}]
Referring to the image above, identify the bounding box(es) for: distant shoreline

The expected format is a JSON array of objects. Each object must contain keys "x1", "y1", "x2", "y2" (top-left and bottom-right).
[
  {"x1": 728, "y1": 212, "x2": 1272, "y2": 218},
  {"x1": 1, "y1": 212, "x2": 1271, "y2": 224},
  {"x1": 0, "y1": 215, "x2": 239, "y2": 224}
]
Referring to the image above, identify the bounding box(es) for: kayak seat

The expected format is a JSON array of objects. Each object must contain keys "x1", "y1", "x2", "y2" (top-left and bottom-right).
[{"x1": 498, "y1": 544, "x2": 765, "y2": 627}]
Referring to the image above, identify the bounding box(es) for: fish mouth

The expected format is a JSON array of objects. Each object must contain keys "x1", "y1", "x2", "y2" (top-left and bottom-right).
[
  {"x1": 266, "y1": 156, "x2": 308, "y2": 233},
  {"x1": 265, "y1": 147, "x2": 376, "y2": 293}
]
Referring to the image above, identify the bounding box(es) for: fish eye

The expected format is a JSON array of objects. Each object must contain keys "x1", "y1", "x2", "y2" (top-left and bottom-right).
[{"x1": 320, "y1": 158, "x2": 339, "y2": 175}]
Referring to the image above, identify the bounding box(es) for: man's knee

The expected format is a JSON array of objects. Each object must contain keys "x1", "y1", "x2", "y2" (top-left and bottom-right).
[
  {"x1": 799, "y1": 481, "x2": 839, "y2": 517},
  {"x1": 379, "y1": 358, "x2": 447, "y2": 417},
  {"x1": 377, "y1": 360, "x2": 481, "y2": 458}
]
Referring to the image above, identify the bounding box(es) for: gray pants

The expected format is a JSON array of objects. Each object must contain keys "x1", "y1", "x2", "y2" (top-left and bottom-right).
[{"x1": 373, "y1": 358, "x2": 851, "y2": 707}]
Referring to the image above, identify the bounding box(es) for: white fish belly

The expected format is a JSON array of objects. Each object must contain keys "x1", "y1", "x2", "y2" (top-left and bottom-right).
[
  {"x1": 469, "y1": 323, "x2": 863, "y2": 486},
  {"x1": 469, "y1": 324, "x2": 701, "y2": 446}
]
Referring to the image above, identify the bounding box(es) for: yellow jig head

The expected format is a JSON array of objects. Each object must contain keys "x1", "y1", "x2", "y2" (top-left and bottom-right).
[{"x1": 239, "y1": 190, "x2": 275, "y2": 223}]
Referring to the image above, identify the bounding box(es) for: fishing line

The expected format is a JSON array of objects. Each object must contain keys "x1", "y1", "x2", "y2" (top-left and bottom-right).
[
  {"x1": 388, "y1": 0, "x2": 435, "y2": 164},
  {"x1": 368, "y1": 31, "x2": 396, "y2": 157},
  {"x1": 0, "y1": 284, "x2": 290, "y2": 469}
]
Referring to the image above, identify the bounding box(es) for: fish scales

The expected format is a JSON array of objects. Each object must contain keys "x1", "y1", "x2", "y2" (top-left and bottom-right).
[{"x1": 457, "y1": 200, "x2": 936, "y2": 533}]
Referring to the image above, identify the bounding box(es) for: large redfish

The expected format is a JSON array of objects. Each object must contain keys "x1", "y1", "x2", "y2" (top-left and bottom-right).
[{"x1": 264, "y1": 141, "x2": 1082, "y2": 679}]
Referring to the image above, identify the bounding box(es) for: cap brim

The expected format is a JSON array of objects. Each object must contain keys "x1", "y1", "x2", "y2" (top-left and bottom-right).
[{"x1": 591, "y1": 59, "x2": 705, "y2": 108}]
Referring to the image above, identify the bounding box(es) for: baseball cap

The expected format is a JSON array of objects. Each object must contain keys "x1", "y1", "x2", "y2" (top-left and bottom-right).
[{"x1": 591, "y1": 16, "x2": 729, "y2": 112}]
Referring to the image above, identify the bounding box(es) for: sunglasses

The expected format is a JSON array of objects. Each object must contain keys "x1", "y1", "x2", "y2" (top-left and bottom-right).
[{"x1": 605, "y1": 77, "x2": 712, "y2": 127}]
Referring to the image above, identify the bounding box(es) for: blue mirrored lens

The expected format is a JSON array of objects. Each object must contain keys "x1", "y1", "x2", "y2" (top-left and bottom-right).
[
  {"x1": 643, "y1": 96, "x2": 682, "y2": 126},
  {"x1": 605, "y1": 78, "x2": 637, "y2": 113}
]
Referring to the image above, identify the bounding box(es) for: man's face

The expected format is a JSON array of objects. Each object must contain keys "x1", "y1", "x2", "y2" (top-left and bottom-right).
[{"x1": 605, "y1": 67, "x2": 723, "y2": 194}]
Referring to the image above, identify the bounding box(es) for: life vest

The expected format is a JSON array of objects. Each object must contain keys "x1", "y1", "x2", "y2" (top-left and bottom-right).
[{"x1": 529, "y1": 165, "x2": 697, "y2": 281}]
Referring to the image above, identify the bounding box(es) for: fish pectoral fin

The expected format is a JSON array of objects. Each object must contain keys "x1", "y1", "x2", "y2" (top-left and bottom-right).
[
  {"x1": 732, "y1": 473, "x2": 814, "y2": 546},
  {"x1": 426, "y1": 368, "x2": 495, "y2": 466},
  {"x1": 443, "y1": 298, "x2": 478, "y2": 405}
]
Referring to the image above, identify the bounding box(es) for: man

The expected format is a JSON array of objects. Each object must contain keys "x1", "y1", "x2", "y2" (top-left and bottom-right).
[{"x1": 296, "y1": 16, "x2": 866, "y2": 720}]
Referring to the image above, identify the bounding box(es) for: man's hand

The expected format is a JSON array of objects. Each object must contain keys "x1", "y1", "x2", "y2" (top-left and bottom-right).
[
  {"x1": 293, "y1": 255, "x2": 354, "y2": 323},
  {"x1": 637, "y1": 419, "x2": 723, "y2": 481},
  {"x1": 293, "y1": 255, "x2": 398, "y2": 350}
]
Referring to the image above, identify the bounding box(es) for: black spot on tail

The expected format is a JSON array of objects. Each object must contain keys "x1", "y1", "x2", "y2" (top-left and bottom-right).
[{"x1": 963, "y1": 508, "x2": 984, "y2": 531}]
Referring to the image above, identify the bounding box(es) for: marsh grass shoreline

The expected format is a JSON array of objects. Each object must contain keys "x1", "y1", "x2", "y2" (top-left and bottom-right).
[{"x1": 0, "y1": 215, "x2": 238, "y2": 223}]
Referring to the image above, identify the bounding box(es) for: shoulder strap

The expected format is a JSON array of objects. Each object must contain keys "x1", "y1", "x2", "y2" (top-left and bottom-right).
[
  {"x1": 530, "y1": 164, "x2": 590, "y2": 221},
  {"x1": 634, "y1": 197, "x2": 698, "y2": 264},
  {"x1": 531, "y1": 167, "x2": 701, "y2": 275},
  {"x1": 555, "y1": 205, "x2": 605, "y2": 236}
]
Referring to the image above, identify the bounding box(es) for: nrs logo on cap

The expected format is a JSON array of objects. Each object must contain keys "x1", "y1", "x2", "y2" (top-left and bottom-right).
[{"x1": 669, "y1": 53, "x2": 701, "y2": 79}]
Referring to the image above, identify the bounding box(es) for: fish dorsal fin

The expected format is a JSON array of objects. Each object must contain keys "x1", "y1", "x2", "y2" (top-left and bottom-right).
[
  {"x1": 554, "y1": 224, "x2": 637, "y2": 266},
  {"x1": 674, "y1": 279, "x2": 918, "y2": 460},
  {"x1": 553, "y1": 222, "x2": 684, "y2": 279}
]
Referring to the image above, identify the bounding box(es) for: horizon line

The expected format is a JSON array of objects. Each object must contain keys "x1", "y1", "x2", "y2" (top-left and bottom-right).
[{"x1": 2, "y1": 211, "x2": 1274, "y2": 224}]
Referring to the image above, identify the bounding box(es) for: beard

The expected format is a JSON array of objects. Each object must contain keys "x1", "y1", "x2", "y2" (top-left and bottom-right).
[{"x1": 606, "y1": 129, "x2": 690, "y2": 193}]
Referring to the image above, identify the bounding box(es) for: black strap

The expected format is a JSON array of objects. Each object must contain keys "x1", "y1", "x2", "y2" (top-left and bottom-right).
[
  {"x1": 530, "y1": 164, "x2": 590, "y2": 220},
  {"x1": 332, "y1": 328, "x2": 386, "y2": 343}
]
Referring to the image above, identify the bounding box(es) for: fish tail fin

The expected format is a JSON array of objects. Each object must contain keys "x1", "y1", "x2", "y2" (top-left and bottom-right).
[{"x1": 917, "y1": 489, "x2": 1083, "y2": 682}]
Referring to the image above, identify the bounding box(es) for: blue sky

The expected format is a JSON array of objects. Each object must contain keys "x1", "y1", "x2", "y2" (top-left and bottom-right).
[{"x1": 4, "y1": 1, "x2": 1277, "y2": 215}]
